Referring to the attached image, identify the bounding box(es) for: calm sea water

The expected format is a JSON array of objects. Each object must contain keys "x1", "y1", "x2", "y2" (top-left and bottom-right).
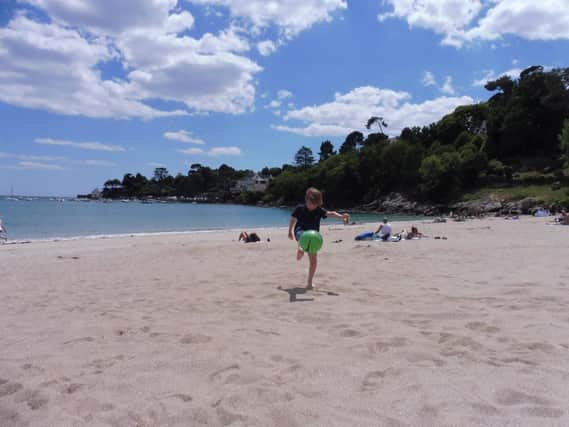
[{"x1": 0, "y1": 197, "x2": 426, "y2": 241}]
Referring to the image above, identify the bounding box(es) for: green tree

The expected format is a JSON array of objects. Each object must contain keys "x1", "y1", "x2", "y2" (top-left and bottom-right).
[
  {"x1": 559, "y1": 118, "x2": 569, "y2": 166},
  {"x1": 153, "y1": 167, "x2": 169, "y2": 182},
  {"x1": 318, "y1": 140, "x2": 335, "y2": 161},
  {"x1": 294, "y1": 146, "x2": 315, "y2": 168},
  {"x1": 366, "y1": 116, "x2": 388, "y2": 133},
  {"x1": 339, "y1": 131, "x2": 363, "y2": 154}
]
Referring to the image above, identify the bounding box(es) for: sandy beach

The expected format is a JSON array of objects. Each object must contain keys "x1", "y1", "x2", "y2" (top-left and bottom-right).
[{"x1": 1, "y1": 216, "x2": 569, "y2": 426}]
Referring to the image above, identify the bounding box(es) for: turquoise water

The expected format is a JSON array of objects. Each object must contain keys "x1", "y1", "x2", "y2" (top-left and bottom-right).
[{"x1": 0, "y1": 197, "x2": 426, "y2": 241}]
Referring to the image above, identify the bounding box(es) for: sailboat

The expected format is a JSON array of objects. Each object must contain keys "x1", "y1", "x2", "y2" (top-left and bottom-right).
[{"x1": 6, "y1": 185, "x2": 18, "y2": 201}]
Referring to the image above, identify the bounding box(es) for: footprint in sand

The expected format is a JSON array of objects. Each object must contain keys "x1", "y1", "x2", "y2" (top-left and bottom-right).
[
  {"x1": 367, "y1": 337, "x2": 408, "y2": 353},
  {"x1": 465, "y1": 321, "x2": 500, "y2": 333},
  {"x1": 494, "y1": 389, "x2": 553, "y2": 406},
  {"x1": 15, "y1": 389, "x2": 49, "y2": 410},
  {"x1": 360, "y1": 368, "x2": 401, "y2": 391},
  {"x1": 179, "y1": 334, "x2": 212, "y2": 344},
  {"x1": 0, "y1": 381, "x2": 23, "y2": 398}
]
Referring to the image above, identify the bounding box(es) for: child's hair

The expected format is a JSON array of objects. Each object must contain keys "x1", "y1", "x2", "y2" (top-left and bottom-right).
[{"x1": 305, "y1": 187, "x2": 323, "y2": 206}]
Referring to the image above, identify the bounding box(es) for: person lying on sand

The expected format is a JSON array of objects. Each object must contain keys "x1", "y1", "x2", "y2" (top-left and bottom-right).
[
  {"x1": 238, "y1": 231, "x2": 261, "y2": 243},
  {"x1": 406, "y1": 226, "x2": 424, "y2": 239}
]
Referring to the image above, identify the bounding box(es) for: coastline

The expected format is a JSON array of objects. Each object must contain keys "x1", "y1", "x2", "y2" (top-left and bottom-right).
[{"x1": 2, "y1": 215, "x2": 569, "y2": 426}]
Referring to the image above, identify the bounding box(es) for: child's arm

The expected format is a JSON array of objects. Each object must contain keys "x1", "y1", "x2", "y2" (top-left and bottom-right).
[
  {"x1": 327, "y1": 211, "x2": 350, "y2": 223},
  {"x1": 288, "y1": 217, "x2": 297, "y2": 240}
]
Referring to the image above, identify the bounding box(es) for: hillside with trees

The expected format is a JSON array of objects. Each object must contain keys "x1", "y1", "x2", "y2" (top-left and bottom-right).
[{"x1": 101, "y1": 66, "x2": 569, "y2": 213}]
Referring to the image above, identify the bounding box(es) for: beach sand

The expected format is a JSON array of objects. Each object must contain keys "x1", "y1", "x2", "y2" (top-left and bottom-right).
[{"x1": 1, "y1": 216, "x2": 569, "y2": 426}]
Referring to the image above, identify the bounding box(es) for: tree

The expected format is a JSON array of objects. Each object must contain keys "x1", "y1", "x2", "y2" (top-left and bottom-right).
[
  {"x1": 153, "y1": 167, "x2": 169, "y2": 181},
  {"x1": 560, "y1": 118, "x2": 569, "y2": 166},
  {"x1": 366, "y1": 116, "x2": 388, "y2": 133},
  {"x1": 339, "y1": 131, "x2": 363, "y2": 154},
  {"x1": 318, "y1": 140, "x2": 335, "y2": 161},
  {"x1": 294, "y1": 146, "x2": 315, "y2": 168}
]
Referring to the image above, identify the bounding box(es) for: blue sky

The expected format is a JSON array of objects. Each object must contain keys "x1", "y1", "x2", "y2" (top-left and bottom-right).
[{"x1": 1, "y1": 0, "x2": 568, "y2": 196}]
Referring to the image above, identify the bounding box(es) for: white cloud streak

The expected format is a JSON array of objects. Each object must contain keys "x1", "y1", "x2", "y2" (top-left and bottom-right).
[
  {"x1": 34, "y1": 138, "x2": 126, "y2": 152},
  {"x1": 177, "y1": 146, "x2": 241, "y2": 156},
  {"x1": 163, "y1": 130, "x2": 205, "y2": 144}
]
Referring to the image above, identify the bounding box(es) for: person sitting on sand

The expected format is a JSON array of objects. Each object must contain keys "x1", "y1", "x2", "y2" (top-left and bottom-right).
[
  {"x1": 549, "y1": 210, "x2": 569, "y2": 225},
  {"x1": 406, "y1": 226, "x2": 423, "y2": 239},
  {"x1": 238, "y1": 231, "x2": 261, "y2": 243},
  {"x1": 374, "y1": 218, "x2": 392, "y2": 241}
]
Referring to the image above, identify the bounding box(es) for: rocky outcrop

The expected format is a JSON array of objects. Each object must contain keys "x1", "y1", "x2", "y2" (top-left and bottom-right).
[{"x1": 357, "y1": 193, "x2": 551, "y2": 216}]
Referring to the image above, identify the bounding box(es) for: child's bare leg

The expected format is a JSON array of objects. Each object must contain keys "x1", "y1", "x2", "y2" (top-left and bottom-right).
[
  {"x1": 306, "y1": 253, "x2": 317, "y2": 289},
  {"x1": 296, "y1": 245, "x2": 304, "y2": 260}
]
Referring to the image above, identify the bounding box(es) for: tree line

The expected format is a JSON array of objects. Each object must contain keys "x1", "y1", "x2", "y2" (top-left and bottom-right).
[{"x1": 102, "y1": 66, "x2": 569, "y2": 207}]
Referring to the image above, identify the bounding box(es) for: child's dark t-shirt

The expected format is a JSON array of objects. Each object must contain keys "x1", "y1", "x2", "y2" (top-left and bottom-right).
[{"x1": 292, "y1": 204, "x2": 328, "y2": 233}]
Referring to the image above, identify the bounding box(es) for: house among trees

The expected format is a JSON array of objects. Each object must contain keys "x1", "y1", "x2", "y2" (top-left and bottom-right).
[{"x1": 232, "y1": 173, "x2": 272, "y2": 193}]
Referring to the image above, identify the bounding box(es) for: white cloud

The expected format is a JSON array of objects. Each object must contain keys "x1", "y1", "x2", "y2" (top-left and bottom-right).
[
  {"x1": 267, "y1": 100, "x2": 281, "y2": 109},
  {"x1": 0, "y1": 151, "x2": 65, "y2": 162},
  {"x1": 441, "y1": 76, "x2": 456, "y2": 95},
  {"x1": 208, "y1": 146, "x2": 241, "y2": 156},
  {"x1": 1, "y1": 2, "x2": 263, "y2": 118},
  {"x1": 163, "y1": 130, "x2": 205, "y2": 144},
  {"x1": 277, "y1": 89, "x2": 293, "y2": 99},
  {"x1": 472, "y1": 68, "x2": 522, "y2": 87},
  {"x1": 22, "y1": 0, "x2": 186, "y2": 35},
  {"x1": 273, "y1": 86, "x2": 473, "y2": 137},
  {"x1": 18, "y1": 161, "x2": 65, "y2": 170},
  {"x1": 0, "y1": 14, "x2": 188, "y2": 119},
  {"x1": 74, "y1": 160, "x2": 118, "y2": 167},
  {"x1": 465, "y1": 0, "x2": 569, "y2": 43},
  {"x1": 177, "y1": 146, "x2": 241, "y2": 156},
  {"x1": 257, "y1": 39, "x2": 277, "y2": 56},
  {"x1": 379, "y1": 0, "x2": 569, "y2": 47},
  {"x1": 34, "y1": 138, "x2": 126, "y2": 152},
  {"x1": 177, "y1": 147, "x2": 205, "y2": 155},
  {"x1": 422, "y1": 71, "x2": 437, "y2": 87},
  {"x1": 147, "y1": 162, "x2": 167, "y2": 167},
  {"x1": 379, "y1": 0, "x2": 484, "y2": 47},
  {"x1": 188, "y1": 0, "x2": 347, "y2": 38}
]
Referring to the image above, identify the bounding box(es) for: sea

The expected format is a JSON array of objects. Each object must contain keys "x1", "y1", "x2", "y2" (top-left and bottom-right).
[{"x1": 0, "y1": 197, "x2": 427, "y2": 242}]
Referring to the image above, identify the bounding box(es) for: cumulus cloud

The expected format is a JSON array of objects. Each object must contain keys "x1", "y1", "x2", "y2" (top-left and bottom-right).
[
  {"x1": 0, "y1": 14, "x2": 188, "y2": 119},
  {"x1": 0, "y1": 2, "x2": 263, "y2": 118},
  {"x1": 34, "y1": 138, "x2": 126, "y2": 152},
  {"x1": 188, "y1": 0, "x2": 347, "y2": 38},
  {"x1": 378, "y1": 0, "x2": 569, "y2": 47},
  {"x1": 273, "y1": 86, "x2": 473, "y2": 137},
  {"x1": 163, "y1": 130, "x2": 205, "y2": 144}
]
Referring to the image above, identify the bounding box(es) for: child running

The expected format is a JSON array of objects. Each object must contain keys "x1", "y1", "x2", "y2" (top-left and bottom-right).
[{"x1": 288, "y1": 187, "x2": 350, "y2": 290}]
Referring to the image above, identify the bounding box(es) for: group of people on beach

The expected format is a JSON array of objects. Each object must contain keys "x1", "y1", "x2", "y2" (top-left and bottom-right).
[{"x1": 238, "y1": 187, "x2": 430, "y2": 290}]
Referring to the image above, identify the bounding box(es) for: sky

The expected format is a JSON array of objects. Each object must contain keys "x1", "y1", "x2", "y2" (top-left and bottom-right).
[{"x1": 1, "y1": 0, "x2": 568, "y2": 196}]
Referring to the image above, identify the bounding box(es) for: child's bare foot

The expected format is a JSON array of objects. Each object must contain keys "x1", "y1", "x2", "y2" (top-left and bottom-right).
[
  {"x1": 296, "y1": 248, "x2": 304, "y2": 260},
  {"x1": 305, "y1": 285, "x2": 314, "y2": 291}
]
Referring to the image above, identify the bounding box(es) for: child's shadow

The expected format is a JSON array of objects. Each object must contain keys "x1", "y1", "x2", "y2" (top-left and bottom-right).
[{"x1": 277, "y1": 286, "x2": 315, "y2": 302}]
